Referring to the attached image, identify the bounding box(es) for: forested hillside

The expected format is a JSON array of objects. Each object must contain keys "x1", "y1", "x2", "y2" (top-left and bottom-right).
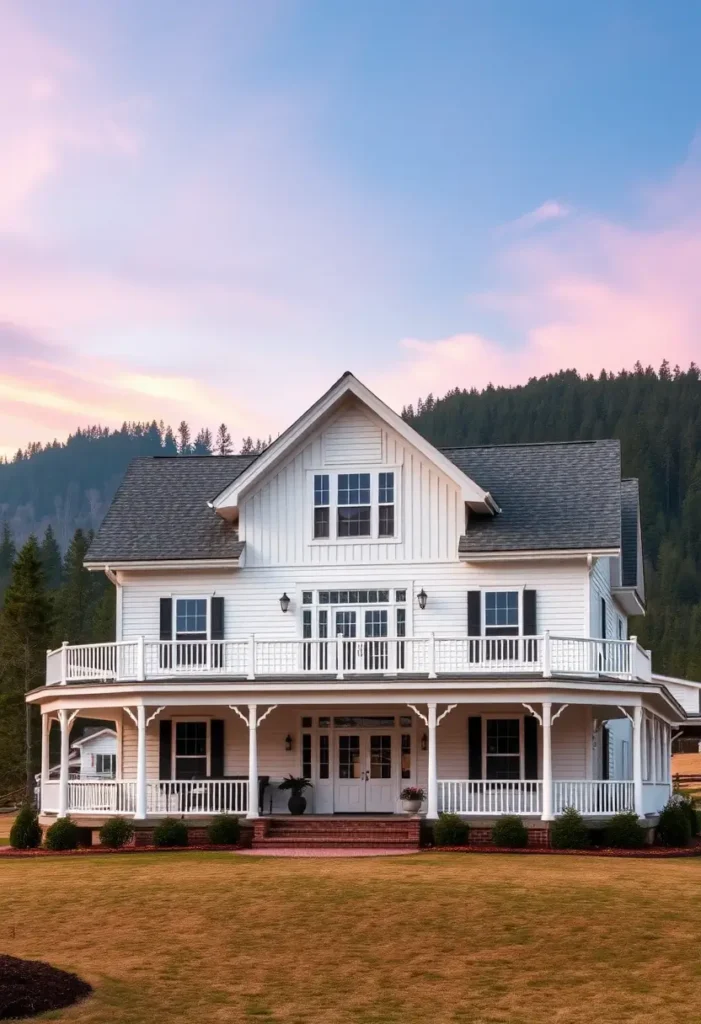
[{"x1": 403, "y1": 362, "x2": 701, "y2": 680}]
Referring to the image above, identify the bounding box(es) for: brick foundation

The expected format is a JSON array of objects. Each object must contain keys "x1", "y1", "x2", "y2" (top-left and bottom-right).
[{"x1": 467, "y1": 826, "x2": 551, "y2": 848}]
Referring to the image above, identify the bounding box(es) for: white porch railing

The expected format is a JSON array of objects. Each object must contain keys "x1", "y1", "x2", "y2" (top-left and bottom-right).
[
  {"x1": 41, "y1": 779, "x2": 248, "y2": 817},
  {"x1": 46, "y1": 633, "x2": 651, "y2": 684},
  {"x1": 438, "y1": 780, "x2": 543, "y2": 815},
  {"x1": 553, "y1": 780, "x2": 635, "y2": 815}
]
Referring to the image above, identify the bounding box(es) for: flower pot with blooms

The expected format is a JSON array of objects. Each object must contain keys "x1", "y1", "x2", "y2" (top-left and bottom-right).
[{"x1": 400, "y1": 786, "x2": 425, "y2": 814}]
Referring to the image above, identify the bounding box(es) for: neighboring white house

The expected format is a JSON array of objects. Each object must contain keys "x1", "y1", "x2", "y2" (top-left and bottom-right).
[
  {"x1": 29, "y1": 372, "x2": 690, "y2": 840},
  {"x1": 70, "y1": 728, "x2": 118, "y2": 779}
]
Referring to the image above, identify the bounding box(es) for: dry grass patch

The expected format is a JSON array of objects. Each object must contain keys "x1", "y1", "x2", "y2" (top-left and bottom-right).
[{"x1": 2, "y1": 852, "x2": 701, "y2": 1023}]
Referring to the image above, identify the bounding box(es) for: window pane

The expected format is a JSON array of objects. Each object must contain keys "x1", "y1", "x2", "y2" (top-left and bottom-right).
[
  {"x1": 314, "y1": 474, "x2": 329, "y2": 505},
  {"x1": 379, "y1": 472, "x2": 394, "y2": 504},
  {"x1": 314, "y1": 506, "x2": 330, "y2": 538},
  {"x1": 302, "y1": 734, "x2": 312, "y2": 778},
  {"x1": 301, "y1": 716, "x2": 313, "y2": 728},
  {"x1": 302, "y1": 591, "x2": 313, "y2": 604},
  {"x1": 395, "y1": 589, "x2": 406, "y2": 603},
  {"x1": 318, "y1": 610, "x2": 328, "y2": 638},
  {"x1": 379, "y1": 505, "x2": 394, "y2": 537},
  {"x1": 365, "y1": 609, "x2": 388, "y2": 637},
  {"x1": 338, "y1": 735, "x2": 361, "y2": 779},
  {"x1": 338, "y1": 473, "x2": 370, "y2": 505},
  {"x1": 486, "y1": 719, "x2": 520, "y2": 755},
  {"x1": 176, "y1": 598, "x2": 207, "y2": 634},
  {"x1": 401, "y1": 734, "x2": 411, "y2": 779},
  {"x1": 302, "y1": 609, "x2": 312, "y2": 639},
  {"x1": 396, "y1": 607, "x2": 406, "y2": 638},
  {"x1": 338, "y1": 506, "x2": 371, "y2": 537},
  {"x1": 370, "y1": 735, "x2": 392, "y2": 779},
  {"x1": 485, "y1": 591, "x2": 519, "y2": 628},
  {"x1": 319, "y1": 734, "x2": 329, "y2": 779},
  {"x1": 175, "y1": 722, "x2": 207, "y2": 756},
  {"x1": 486, "y1": 757, "x2": 521, "y2": 781}
]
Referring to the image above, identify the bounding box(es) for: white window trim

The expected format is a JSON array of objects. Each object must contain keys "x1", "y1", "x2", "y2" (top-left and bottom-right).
[
  {"x1": 307, "y1": 467, "x2": 402, "y2": 545},
  {"x1": 481, "y1": 586, "x2": 526, "y2": 636},
  {"x1": 172, "y1": 596, "x2": 211, "y2": 641},
  {"x1": 481, "y1": 714, "x2": 526, "y2": 780},
  {"x1": 171, "y1": 717, "x2": 212, "y2": 778},
  {"x1": 296, "y1": 584, "x2": 412, "y2": 639}
]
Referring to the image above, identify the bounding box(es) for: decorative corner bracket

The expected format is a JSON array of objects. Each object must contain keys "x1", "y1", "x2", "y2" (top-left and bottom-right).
[
  {"x1": 552, "y1": 704, "x2": 569, "y2": 723},
  {"x1": 122, "y1": 707, "x2": 138, "y2": 727},
  {"x1": 146, "y1": 706, "x2": 165, "y2": 728},
  {"x1": 407, "y1": 704, "x2": 428, "y2": 726},
  {"x1": 616, "y1": 705, "x2": 634, "y2": 724},
  {"x1": 522, "y1": 703, "x2": 542, "y2": 725},
  {"x1": 437, "y1": 704, "x2": 457, "y2": 726}
]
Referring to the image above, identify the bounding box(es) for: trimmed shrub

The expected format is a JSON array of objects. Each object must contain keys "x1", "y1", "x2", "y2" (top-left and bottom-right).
[
  {"x1": 44, "y1": 817, "x2": 80, "y2": 851},
  {"x1": 491, "y1": 815, "x2": 528, "y2": 848},
  {"x1": 432, "y1": 813, "x2": 469, "y2": 847},
  {"x1": 9, "y1": 804, "x2": 42, "y2": 850},
  {"x1": 677, "y1": 796, "x2": 698, "y2": 837},
  {"x1": 207, "y1": 815, "x2": 241, "y2": 846},
  {"x1": 604, "y1": 812, "x2": 646, "y2": 849},
  {"x1": 99, "y1": 816, "x2": 135, "y2": 849},
  {"x1": 656, "y1": 801, "x2": 691, "y2": 848},
  {"x1": 152, "y1": 817, "x2": 188, "y2": 848},
  {"x1": 550, "y1": 807, "x2": 589, "y2": 850}
]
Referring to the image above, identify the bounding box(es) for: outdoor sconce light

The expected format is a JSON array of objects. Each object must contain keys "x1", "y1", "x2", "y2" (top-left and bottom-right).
[
  {"x1": 421, "y1": 732, "x2": 428, "y2": 752},
  {"x1": 285, "y1": 734, "x2": 293, "y2": 752},
  {"x1": 417, "y1": 588, "x2": 428, "y2": 610},
  {"x1": 279, "y1": 592, "x2": 290, "y2": 613}
]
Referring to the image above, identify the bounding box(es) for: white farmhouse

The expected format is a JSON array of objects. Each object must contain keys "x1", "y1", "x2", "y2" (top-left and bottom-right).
[{"x1": 30, "y1": 373, "x2": 692, "y2": 847}]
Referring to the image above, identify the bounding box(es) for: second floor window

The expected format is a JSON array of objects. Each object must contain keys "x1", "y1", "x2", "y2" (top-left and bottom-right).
[
  {"x1": 378, "y1": 472, "x2": 394, "y2": 537},
  {"x1": 338, "y1": 473, "x2": 371, "y2": 537},
  {"x1": 314, "y1": 474, "x2": 330, "y2": 538},
  {"x1": 484, "y1": 591, "x2": 519, "y2": 637},
  {"x1": 176, "y1": 598, "x2": 207, "y2": 640}
]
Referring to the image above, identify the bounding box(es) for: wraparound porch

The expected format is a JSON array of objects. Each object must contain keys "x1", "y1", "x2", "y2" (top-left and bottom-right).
[{"x1": 33, "y1": 689, "x2": 675, "y2": 823}]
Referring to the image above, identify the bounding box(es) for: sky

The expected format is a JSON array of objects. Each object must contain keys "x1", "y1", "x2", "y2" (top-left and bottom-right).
[{"x1": 2, "y1": 0, "x2": 701, "y2": 458}]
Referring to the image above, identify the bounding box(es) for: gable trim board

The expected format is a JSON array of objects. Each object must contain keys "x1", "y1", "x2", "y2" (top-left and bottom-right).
[{"x1": 210, "y1": 373, "x2": 497, "y2": 516}]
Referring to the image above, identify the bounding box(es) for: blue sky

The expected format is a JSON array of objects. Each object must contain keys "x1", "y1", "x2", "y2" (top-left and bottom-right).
[{"x1": 2, "y1": 0, "x2": 701, "y2": 455}]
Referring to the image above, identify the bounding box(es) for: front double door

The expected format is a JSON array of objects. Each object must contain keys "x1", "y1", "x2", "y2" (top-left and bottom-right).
[
  {"x1": 335, "y1": 608, "x2": 389, "y2": 672},
  {"x1": 335, "y1": 731, "x2": 394, "y2": 812}
]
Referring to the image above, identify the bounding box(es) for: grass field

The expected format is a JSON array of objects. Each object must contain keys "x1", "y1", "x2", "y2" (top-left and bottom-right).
[
  {"x1": 0, "y1": 811, "x2": 15, "y2": 846},
  {"x1": 2, "y1": 852, "x2": 701, "y2": 1023}
]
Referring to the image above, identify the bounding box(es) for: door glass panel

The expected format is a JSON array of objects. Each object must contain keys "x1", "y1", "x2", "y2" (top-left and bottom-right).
[
  {"x1": 364, "y1": 609, "x2": 388, "y2": 670},
  {"x1": 336, "y1": 611, "x2": 357, "y2": 671},
  {"x1": 338, "y1": 735, "x2": 361, "y2": 779},
  {"x1": 370, "y1": 735, "x2": 392, "y2": 779}
]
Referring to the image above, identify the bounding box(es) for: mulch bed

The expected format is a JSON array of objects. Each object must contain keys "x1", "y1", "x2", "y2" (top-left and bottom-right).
[
  {"x1": 0, "y1": 843, "x2": 244, "y2": 858},
  {"x1": 0, "y1": 955, "x2": 92, "y2": 1020},
  {"x1": 427, "y1": 842, "x2": 701, "y2": 858}
]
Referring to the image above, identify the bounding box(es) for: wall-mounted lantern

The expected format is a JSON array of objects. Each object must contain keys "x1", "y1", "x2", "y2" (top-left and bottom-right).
[
  {"x1": 421, "y1": 732, "x2": 428, "y2": 752},
  {"x1": 279, "y1": 592, "x2": 291, "y2": 613},
  {"x1": 417, "y1": 588, "x2": 428, "y2": 610},
  {"x1": 285, "y1": 734, "x2": 293, "y2": 752}
]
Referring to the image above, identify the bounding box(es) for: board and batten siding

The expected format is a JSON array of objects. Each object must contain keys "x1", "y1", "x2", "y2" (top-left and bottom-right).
[
  {"x1": 118, "y1": 561, "x2": 587, "y2": 641},
  {"x1": 590, "y1": 557, "x2": 626, "y2": 640},
  {"x1": 238, "y1": 398, "x2": 463, "y2": 565}
]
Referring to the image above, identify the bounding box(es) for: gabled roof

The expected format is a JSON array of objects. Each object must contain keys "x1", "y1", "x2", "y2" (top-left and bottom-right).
[
  {"x1": 447, "y1": 439, "x2": 622, "y2": 555},
  {"x1": 71, "y1": 727, "x2": 117, "y2": 748},
  {"x1": 620, "y1": 479, "x2": 642, "y2": 588},
  {"x1": 86, "y1": 455, "x2": 255, "y2": 564},
  {"x1": 211, "y1": 372, "x2": 497, "y2": 517}
]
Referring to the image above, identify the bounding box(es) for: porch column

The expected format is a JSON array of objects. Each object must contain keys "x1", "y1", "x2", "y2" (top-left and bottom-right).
[
  {"x1": 247, "y1": 704, "x2": 258, "y2": 819},
  {"x1": 135, "y1": 705, "x2": 147, "y2": 819},
  {"x1": 541, "y1": 702, "x2": 553, "y2": 821},
  {"x1": 40, "y1": 713, "x2": 51, "y2": 810},
  {"x1": 426, "y1": 702, "x2": 438, "y2": 819},
  {"x1": 633, "y1": 705, "x2": 644, "y2": 818},
  {"x1": 57, "y1": 709, "x2": 70, "y2": 818}
]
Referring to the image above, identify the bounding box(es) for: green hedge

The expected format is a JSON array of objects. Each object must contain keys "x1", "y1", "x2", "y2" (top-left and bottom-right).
[
  {"x1": 207, "y1": 815, "x2": 241, "y2": 845},
  {"x1": 10, "y1": 805, "x2": 42, "y2": 850},
  {"x1": 550, "y1": 807, "x2": 589, "y2": 850},
  {"x1": 604, "y1": 812, "x2": 645, "y2": 849},
  {"x1": 44, "y1": 817, "x2": 80, "y2": 851},
  {"x1": 99, "y1": 817, "x2": 135, "y2": 849},
  {"x1": 152, "y1": 817, "x2": 188, "y2": 847},
  {"x1": 656, "y1": 801, "x2": 691, "y2": 847},
  {"x1": 491, "y1": 815, "x2": 528, "y2": 848},
  {"x1": 433, "y1": 813, "x2": 469, "y2": 847}
]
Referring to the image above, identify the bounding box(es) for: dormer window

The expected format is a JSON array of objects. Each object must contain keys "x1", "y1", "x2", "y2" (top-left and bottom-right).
[
  {"x1": 309, "y1": 469, "x2": 399, "y2": 542},
  {"x1": 338, "y1": 474, "x2": 371, "y2": 537}
]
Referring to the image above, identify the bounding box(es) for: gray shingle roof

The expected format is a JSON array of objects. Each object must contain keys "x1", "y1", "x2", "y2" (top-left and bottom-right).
[
  {"x1": 86, "y1": 455, "x2": 256, "y2": 563},
  {"x1": 445, "y1": 439, "x2": 622, "y2": 554},
  {"x1": 620, "y1": 478, "x2": 641, "y2": 589}
]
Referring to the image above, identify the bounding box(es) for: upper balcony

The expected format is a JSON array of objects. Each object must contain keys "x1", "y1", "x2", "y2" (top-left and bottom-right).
[{"x1": 45, "y1": 633, "x2": 653, "y2": 686}]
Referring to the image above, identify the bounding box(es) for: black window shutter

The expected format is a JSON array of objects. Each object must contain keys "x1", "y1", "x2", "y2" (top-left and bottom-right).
[
  {"x1": 601, "y1": 598, "x2": 607, "y2": 639},
  {"x1": 159, "y1": 720, "x2": 172, "y2": 779},
  {"x1": 211, "y1": 597, "x2": 224, "y2": 640},
  {"x1": 467, "y1": 591, "x2": 481, "y2": 636},
  {"x1": 160, "y1": 598, "x2": 173, "y2": 640},
  {"x1": 468, "y1": 716, "x2": 482, "y2": 779},
  {"x1": 524, "y1": 715, "x2": 538, "y2": 779},
  {"x1": 210, "y1": 719, "x2": 225, "y2": 778},
  {"x1": 523, "y1": 590, "x2": 537, "y2": 635},
  {"x1": 602, "y1": 725, "x2": 610, "y2": 780}
]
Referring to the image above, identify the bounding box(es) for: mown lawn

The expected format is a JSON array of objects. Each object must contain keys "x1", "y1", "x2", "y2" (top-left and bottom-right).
[{"x1": 2, "y1": 852, "x2": 701, "y2": 1023}]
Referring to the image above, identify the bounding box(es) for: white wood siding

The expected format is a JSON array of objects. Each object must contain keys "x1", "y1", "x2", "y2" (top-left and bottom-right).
[
  {"x1": 76, "y1": 731, "x2": 117, "y2": 777},
  {"x1": 663, "y1": 680, "x2": 701, "y2": 715},
  {"x1": 119, "y1": 561, "x2": 587, "y2": 641},
  {"x1": 590, "y1": 557, "x2": 626, "y2": 639},
  {"x1": 238, "y1": 399, "x2": 463, "y2": 565}
]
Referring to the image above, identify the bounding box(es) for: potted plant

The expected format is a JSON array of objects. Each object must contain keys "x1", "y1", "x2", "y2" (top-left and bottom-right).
[
  {"x1": 278, "y1": 775, "x2": 313, "y2": 815},
  {"x1": 400, "y1": 786, "x2": 425, "y2": 814}
]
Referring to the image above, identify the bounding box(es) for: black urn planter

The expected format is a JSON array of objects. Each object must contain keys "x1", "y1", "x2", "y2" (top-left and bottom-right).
[{"x1": 288, "y1": 794, "x2": 307, "y2": 815}]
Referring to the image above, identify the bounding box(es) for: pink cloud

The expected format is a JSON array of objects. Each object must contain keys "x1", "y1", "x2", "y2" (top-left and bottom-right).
[{"x1": 375, "y1": 147, "x2": 701, "y2": 409}]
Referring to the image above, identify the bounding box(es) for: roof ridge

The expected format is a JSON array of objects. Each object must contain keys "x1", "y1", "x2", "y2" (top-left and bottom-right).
[{"x1": 440, "y1": 438, "x2": 619, "y2": 452}]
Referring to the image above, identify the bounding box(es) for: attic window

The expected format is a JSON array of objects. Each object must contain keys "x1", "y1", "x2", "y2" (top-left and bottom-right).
[{"x1": 337, "y1": 473, "x2": 371, "y2": 537}]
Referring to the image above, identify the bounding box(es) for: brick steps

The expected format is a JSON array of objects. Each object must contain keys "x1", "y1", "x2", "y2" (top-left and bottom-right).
[{"x1": 252, "y1": 816, "x2": 421, "y2": 851}]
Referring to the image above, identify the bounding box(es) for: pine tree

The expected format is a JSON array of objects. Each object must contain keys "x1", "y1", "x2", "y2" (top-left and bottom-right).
[
  {"x1": 240, "y1": 436, "x2": 254, "y2": 454},
  {"x1": 53, "y1": 529, "x2": 95, "y2": 645},
  {"x1": 0, "y1": 520, "x2": 16, "y2": 605},
  {"x1": 193, "y1": 427, "x2": 213, "y2": 454},
  {"x1": 39, "y1": 525, "x2": 63, "y2": 589},
  {"x1": 0, "y1": 536, "x2": 52, "y2": 799},
  {"x1": 215, "y1": 424, "x2": 233, "y2": 455},
  {"x1": 177, "y1": 421, "x2": 192, "y2": 455}
]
